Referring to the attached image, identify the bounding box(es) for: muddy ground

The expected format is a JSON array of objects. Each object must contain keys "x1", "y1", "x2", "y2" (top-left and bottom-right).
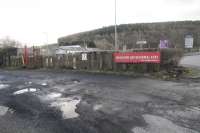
[{"x1": 0, "y1": 69, "x2": 200, "y2": 133}]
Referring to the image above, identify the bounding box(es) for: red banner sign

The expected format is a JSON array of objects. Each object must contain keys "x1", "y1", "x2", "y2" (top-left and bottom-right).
[{"x1": 113, "y1": 52, "x2": 161, "y2": 63}]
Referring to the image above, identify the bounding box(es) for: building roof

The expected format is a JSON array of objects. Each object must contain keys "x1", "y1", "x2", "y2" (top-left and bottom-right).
[{"x1": 56, "y1": 45, "x2": 100, "y2": 55}]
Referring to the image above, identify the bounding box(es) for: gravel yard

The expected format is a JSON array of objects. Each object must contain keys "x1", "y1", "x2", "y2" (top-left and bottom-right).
[{"x1": 0, "y1": 70, "x2": 199, "y2": 133}]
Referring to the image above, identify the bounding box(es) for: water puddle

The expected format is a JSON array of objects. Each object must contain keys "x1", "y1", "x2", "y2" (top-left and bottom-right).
[
  {"x1": 43, "y1": 92, "x2": 62, "y2": 100},
  {"x1": 41, "y1": 83, "x2": 48, "y2": 86},
  {"x1": 71, "y1": 79, "x2": 80, "y2": 84},
  {"x1": 190, "y1": 106, "x2": 200, "y2": 111},
  {"x1": 93, "y1": 104, "x2": 103, "y2": 111},
  {"x1": 167, "y1": 107, "x2": 200, "y2": 120},
  {"x1": 25, "y1": 81, "x2": 32, "y2": 85},
  {"x1": 132, "y1": 114, "x2": 198, "y2": 133},
  {"x1": 13, "y1": 88, "x2": 38, "y2": 95},
  {"x1": 69, "y1": 88, "x2": 80, "y2": 92},
  {"x1": 0, "y1": 84, "x2": 9, "y2": 90},
  {"x1": 50, "y1": 96, "x2": 81, "y2": 119},
  {"x1": 0, "y1": 106, "x2": 9, "y2": 116}
]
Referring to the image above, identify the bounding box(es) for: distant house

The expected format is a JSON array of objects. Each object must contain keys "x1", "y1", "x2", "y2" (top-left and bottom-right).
[{"x1": 40, "y1": 43, "x2": 58, "y2": 56}]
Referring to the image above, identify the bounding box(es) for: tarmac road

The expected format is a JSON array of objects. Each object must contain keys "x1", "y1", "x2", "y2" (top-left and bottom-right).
[
  {"x1": 0, "y1": 70, "x2": 200, "y2": 133},
  {"x1": 180, "y1": 54, "x2": 200, "y2": 69}
]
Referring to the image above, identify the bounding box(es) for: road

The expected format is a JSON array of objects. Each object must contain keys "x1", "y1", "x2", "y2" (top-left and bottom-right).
[
  {"x1": 180, "y1": 54, "x2": 200, "y2": 69},
  {"x1": 0, "y1": 70, "x2": 200, "y2": 133}
]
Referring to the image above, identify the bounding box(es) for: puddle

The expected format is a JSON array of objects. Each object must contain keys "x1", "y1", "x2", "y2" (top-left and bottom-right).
[
  {"x1": 41, "y1": 83, "x2": 48, "y2": 86},
  {"x1": 93, "y1": 104, "x2": 103, "y2": 111},
  {"x1": 69, "y1": 88, "x2": 80, "y2": 92},
  {"x1": 167, "y1": 107, "x2": 200, "y2": 120},
  {"x1": 51, "y1": 96, "x2": 81, "y2": 119},
  {"x1": 71, "y1": 79, "x2": 80, "y2": 84},
  {"x1": 42, "y1": 92, "x2": 62, "y2": 100},
  {"x1": 0, "y1": 84, "x2": 9, "y2": 90},
  {"x1": 0, "y1": 106, "x2": 9, "y2": 116},
  {"x1": 13, "y1": 88, "x2": 37, "y2": 95},
  {"x1": 190, "y1": 106, "x2": 200, "y2": 111},
  {"x1": 25, "y1": 82, "x2": 32, "y2": 85},
  {"x1": 132, "y1": 114, "x2": 198, "y2": 133}
]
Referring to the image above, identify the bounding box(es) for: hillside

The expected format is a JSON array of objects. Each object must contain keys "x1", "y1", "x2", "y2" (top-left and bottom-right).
[{"x1": 58, "y1": 21, "x2": 200, "y2": 50}]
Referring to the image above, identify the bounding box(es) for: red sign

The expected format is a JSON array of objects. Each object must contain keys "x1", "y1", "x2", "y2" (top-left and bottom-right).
[{"x1": 113, "y1": 52, "x2": 160, "y2": 63}]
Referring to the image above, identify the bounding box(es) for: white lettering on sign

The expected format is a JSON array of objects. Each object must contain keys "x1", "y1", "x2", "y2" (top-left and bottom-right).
[
  {"x1": 185, "y1": 35, "x2": 194, "y2": 48},
  {"x1": 82, "y1": 53, "x2": 87, "y2": 61}
]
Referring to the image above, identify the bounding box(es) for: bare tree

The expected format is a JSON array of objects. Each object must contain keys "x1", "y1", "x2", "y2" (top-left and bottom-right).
[{"x1": 0, "y1": 36, "x2": 22, "y2": 48}]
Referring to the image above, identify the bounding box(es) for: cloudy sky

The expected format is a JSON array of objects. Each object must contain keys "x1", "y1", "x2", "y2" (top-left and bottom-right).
[{"x1": 0, "y1": 0, "x2": 199, "y2": 46}]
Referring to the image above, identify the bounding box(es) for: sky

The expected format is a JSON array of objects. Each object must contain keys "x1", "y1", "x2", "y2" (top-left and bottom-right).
[{"x1": 0, "y1": 0, "x2": 199, "y2": 46}]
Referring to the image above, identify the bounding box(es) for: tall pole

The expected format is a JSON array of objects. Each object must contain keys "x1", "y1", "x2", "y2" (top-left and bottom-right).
[
  {"x1": 115, "y1": 0, "x2": 118, "y2": 51},
  {"x1": 43, "y1": 32, "x2": 49, "y2": 56}
]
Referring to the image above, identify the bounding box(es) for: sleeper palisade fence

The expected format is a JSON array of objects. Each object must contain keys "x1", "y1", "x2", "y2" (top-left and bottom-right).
[{"x1": 0, "y1": 48, "x2": 183, "y2": 72}]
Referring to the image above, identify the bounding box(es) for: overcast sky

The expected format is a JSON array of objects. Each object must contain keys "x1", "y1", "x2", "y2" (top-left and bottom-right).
[{"x1": 0, "y1": 0, "x2": 199, "y2": 46}]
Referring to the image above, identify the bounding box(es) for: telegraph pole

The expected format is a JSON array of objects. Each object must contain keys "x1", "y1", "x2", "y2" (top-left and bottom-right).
[
  {"x1": 43, "y1": 32, "x2": 49, "y2": 56},
  {"x1": 114, "y1": 0, "x2": 118, "y2": 51}
]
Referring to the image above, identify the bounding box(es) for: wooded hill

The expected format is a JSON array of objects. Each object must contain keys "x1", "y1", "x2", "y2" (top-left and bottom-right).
[{"x1": 58, "y1": 21, "x2": 200, "y2": 50}]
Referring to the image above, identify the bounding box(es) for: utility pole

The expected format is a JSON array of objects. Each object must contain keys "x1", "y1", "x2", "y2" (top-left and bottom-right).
[
  {"x1": 43, "y1": 32, "x2": 49, "y2": 56},
  {"x1": 114, "y1": 0, "x2": 118, "y2": 51},
  {"x1": 43, "y1": 32, "x2": 49, "y2": 67}
]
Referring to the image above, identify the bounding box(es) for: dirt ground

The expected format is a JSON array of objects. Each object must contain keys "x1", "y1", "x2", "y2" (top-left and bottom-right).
[{"x1": 0, "y1": 69, "x2": 200, "y2": 133}]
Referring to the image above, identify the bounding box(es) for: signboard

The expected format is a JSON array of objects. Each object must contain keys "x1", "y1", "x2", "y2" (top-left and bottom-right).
[
  {"x1": 159, "y1": 40, "x2": 169, "y2": 49},
  {"x1": 113, "y1": 52, "x2": 160, "y2": 64},
  {"x1": 82, "y1": 53, "x2": 87, "y2": 61},
  {"x1": 185, "y1": 35, "x2": 193, "y2": 48}
]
